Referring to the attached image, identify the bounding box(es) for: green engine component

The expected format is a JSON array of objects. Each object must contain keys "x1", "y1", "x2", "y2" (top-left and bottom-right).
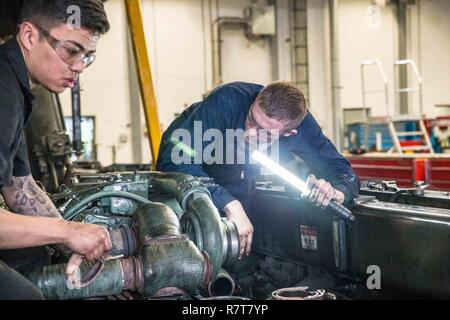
[{"x1": 25, "y1": 259, "x2": 125, "y2": 300}]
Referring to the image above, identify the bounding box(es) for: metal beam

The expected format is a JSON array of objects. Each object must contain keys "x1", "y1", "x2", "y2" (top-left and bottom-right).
[
  {"x1": 125, "y1": 0, "x2": 162, "y2": 168},
  {"x1": 329, "y1": 0, "x2": 342, "y2": 149},
  {"x1": 397, "y1": 0, "x2": 409, "y2": 114},
  {"x1": 126, "y1": 27, "x2": 143, "y2": 164}
]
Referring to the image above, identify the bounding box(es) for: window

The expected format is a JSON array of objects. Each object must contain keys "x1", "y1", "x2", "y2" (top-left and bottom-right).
[{"x1": 64, "y1": 116, "x2": 96, "y2": 162}]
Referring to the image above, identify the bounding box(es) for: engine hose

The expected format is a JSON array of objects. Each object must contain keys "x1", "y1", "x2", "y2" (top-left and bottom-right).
[
  {"x1": 206, "y1": 268, "x2": 236, "y2": 297},
  {"x1": 25, "y1": 258, "x2": 142, "y2": 300},
  {"x1": 150, "y1": 172, "x2": 211, "y2": 211},
  {"x1": 183, "y1": 193, "x2": 224, "y2": 278},
  {"x1": 150, "y1": 173, "x2": 233, "y2": 277},
  {"x1": 133, "y1": 203, "x2": 212, "y2": 296},
  {"x1": 108, "y1": 225, "x2": 138, "y2": 258},
  {"x1": 133, "y1": 202, "x2": 181, "y2": 243},
  {"x1": 148, "y1": 193, "x2": 184, "y2": 220},
  {"x1": 388, "y1": 190, "x2": 409, "y2": 202},
  {"x1": 26, "y1": 202, "x2": 211, "y2": 300},
  {"x1": 62, "y1": 191, "x2": 151, "y2": 221},
  {"x1": 141, "y1": 239, "x2": 212, "y2": 297}
]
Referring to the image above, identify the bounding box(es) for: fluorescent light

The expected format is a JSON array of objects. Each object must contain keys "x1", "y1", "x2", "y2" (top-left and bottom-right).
[{"x1": 251, "y1": 150, "x2": 309, "y2": 195}]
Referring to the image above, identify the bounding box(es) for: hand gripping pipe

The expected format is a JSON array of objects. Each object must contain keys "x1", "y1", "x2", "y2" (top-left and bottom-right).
[
  {"x1": 61, "y1": 171, "x2": 239, "y2": 275},
  {"x1": 25, "y1": 202, "x2": 211, "y2": 300}
]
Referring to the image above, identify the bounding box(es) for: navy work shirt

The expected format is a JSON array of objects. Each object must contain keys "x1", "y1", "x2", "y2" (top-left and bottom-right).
[
  {"x1": 156, "y1": 82, "x2": 360, "y2": 212},
  {"x1": 0, "y1": 38, "x2": 33, "y2": 188}
]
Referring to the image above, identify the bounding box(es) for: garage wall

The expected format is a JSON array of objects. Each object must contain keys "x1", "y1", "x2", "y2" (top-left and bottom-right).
[
  {"x1": 60, "y1": 0, "x2": 273, "y2": 165},
  {"x1": 409, "y1": 0, "x2": 450, "y2": 116},
  {"x1": 336, "y1": 0, "x2": 450, "y2": 117},
  {"x1": 58, "y1": 0, "x2": 449, "y2": 165},
  {"x1": 139, "y1": 0, "x2": 274, "y2": 162},
  {"x1": 337, "y1": 0, "x2": 398, "y2": 117}
]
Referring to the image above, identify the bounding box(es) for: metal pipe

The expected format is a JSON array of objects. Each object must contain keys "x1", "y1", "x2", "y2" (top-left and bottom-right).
[
  {"x1": 71, "y1": 78, "x2": 83, "y2": 157},
  {"x1": 183, "y1": 193, "x2": 224, "y2": 278},
  {"x1": 207, "y1": 268, "x2": 236, "y2": 297},
  {"x1": 26, "y1": 202, "x2": 211, "y2": 300},
  {"x1": 108, "y1": 225, "x2": 138, "y2": 258},
  {"x1": 211, "y1": 17, "x2": 250, "y2": 87},
  {"x1": 25, "y1": 258, "x2": 140, "y2": 300},
  {"x1": 151, "y1": 172, "x2": 240, "y2": 274},
  {"x1": 150, "y1": 172, "x2": 211, "y2": 210},
  {"x1": 329, "y1": 0, "x2": 342, "y2": 149},
  {"x1": 148, "y1": 193, "x2": 184, "y2": 220},
  {"x1": 134, "y1": 203, "x2": 212, "y2": 297},
  {"x1": 62, "y1": 191, "x2": 152, "y2": 221},
  {"x1": 397, "y1": 0, "x2": 409, "y2": 114},
  {"x1": 133, "y1": 202, "x2": 180, "y2": 242},
  {"x1": 354, "y1": 200, "x2": 450, "y2": 221}
]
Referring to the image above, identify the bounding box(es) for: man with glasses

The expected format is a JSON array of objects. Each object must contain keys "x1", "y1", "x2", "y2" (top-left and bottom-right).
[
  {"x1": 0, "y1": 0, "x2": 111, "y2": 299},
  {"x1": 157, "y1": 81, "x2": 360, "y2": 260}
]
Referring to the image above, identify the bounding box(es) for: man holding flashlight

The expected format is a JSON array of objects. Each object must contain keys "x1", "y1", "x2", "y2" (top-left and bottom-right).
[{"x1": 157, "y1": 81, "x2": 360, "y2": 259}]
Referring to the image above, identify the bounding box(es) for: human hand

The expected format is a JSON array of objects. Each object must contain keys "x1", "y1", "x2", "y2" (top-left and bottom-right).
[
  {"x1": 304, "y1": 175, "x2": 345, "y2": 208},
  {"x1": 223, "y1": 200, "x2": 253, "y2": 260},
  {"x1": 62, "y1": 221, "x2": 112, "y2": 261}
]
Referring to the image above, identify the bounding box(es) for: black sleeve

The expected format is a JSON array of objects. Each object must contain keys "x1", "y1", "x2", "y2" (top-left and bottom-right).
[
  {"x1": 12, "y1": 132, "x2": 30, "y2": 177},
  {"x1": 0, "y1": 78, "x2": 20, "y2": 186},
  {"x1": 290, "y1": 114, "x2": 361, "y2": 205}
]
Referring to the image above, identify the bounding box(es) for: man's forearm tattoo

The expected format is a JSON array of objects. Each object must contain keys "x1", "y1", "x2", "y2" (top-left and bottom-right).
[{"x1": 8, "y1": 176, "x2": 62, "y2": 218}]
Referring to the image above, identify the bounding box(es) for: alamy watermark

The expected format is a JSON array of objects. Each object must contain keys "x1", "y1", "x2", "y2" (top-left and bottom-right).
[
  {"x1": 366, "y1": 265, "x2": 381, "y2": 290},
  {"x1": 169, "y1": 121, "x2": 281, "y2": 165},
  {"x1": 66, "y1": 5, "x2": 81, "y2": 30}
]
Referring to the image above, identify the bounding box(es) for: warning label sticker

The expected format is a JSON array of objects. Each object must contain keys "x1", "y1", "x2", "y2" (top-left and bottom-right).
[{"x1": 300, "y1": 225, "x2": 318, "y2": 251}]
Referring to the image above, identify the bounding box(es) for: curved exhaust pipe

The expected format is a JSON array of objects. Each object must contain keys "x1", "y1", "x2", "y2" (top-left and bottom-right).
[
  {"x1": 150, "y1": 172, "x2": 240, "y2": 276},
  {"x1": 25, "y1": 202, "x2": 211, "y2": 300},
  {"x1": 25, "y1": 257, "x2": 143, "y2": 300}
]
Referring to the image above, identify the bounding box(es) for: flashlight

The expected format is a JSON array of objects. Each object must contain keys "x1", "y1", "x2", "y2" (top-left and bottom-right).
[{"x1": 252, "y1": 150, "x2": 355, "y2": 222}]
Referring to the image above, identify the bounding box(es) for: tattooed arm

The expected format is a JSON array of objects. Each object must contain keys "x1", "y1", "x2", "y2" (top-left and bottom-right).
[
  {"x1": 0, "y1": 209, "x2": 112, "y2": 259},
  {"x1": 0, "y1": 176, "x2": 112, "y2": 258},
  {"x1": 0, "y1": 175, "x2": 61, "y2": 218}
]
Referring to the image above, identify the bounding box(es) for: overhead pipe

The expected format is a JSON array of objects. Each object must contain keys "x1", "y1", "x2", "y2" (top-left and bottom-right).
[
  {"x1": 71, "y1": 78, "x2": 84, "y2": 157},
  {"x1": 329, "y1": 0, "x2": 342, "y2": 149},
  {"x1": 212, "y1": 17, "x2": 251, "y2": 87}
]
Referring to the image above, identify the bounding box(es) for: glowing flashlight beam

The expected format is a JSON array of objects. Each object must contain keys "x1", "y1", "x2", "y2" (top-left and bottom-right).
[
  {"x1": 252, "y1": 150, "x2": 356, "y2": 223},
  {"x1": 252, "y1": 150, "x2": 309, "y2": 195}
]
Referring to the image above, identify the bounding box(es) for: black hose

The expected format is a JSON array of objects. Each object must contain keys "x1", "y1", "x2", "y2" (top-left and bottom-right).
[{"x1": 388, "y1": 190, "x2": 408, "y2": 202}]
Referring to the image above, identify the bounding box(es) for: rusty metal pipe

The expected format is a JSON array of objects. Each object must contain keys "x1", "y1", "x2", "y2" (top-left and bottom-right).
[{"x1": 207, "y1": 269, "x2": 236, "y2": 297}]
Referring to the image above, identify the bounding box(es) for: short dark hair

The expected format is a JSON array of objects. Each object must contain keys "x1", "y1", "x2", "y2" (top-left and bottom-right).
[
  {"x1": 19, "y1": 0, "x2": 110, "y2": 35},
  {"x1": 256, "y1": 81, "x2": 308, "y2": 129}
]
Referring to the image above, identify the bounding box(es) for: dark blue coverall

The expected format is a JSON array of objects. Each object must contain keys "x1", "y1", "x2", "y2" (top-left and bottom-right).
[{"x1": 156, "y1": 82, "x2": 360, "y2": 213}]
